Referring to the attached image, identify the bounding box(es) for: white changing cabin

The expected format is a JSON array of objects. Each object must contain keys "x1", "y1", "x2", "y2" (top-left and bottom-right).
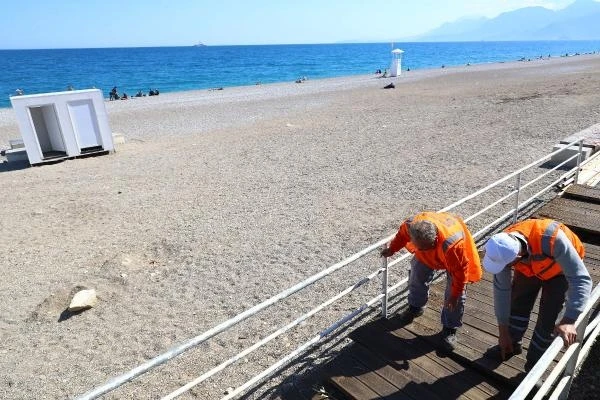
[{"x1": 9, "y1": 89, "x2": 113, "y2": 165}]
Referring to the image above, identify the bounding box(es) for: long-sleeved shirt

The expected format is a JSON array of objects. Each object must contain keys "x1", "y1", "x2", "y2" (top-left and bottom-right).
[
  {"x1": 388, "y1": 213, "x2": 481, "y2": 298},
  {"x1": 493, "y1": 230, "x2": 592, "y2": 325}
]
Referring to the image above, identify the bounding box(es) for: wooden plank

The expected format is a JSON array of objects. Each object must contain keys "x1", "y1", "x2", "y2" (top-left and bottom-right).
[
  {"x1": 563, "y1": 184, "x2": 600, "y2": 204},
  {"x1": 352, "y1": 319, "x2": 509, "y2": 399},
  {"x1": 350, "y1": 343, "x2": 501, "y2": 400},
  {"x1": 404, "y1": 314, "x2": 524, "y2": 383},
  {"x1": 326, "y1": 352, "x2": 384, "y2": 400},
  {"x1": 341, "y1": 350, "x2": 412, "y2": 400},
  {"x1": 350, "y1": 321, "x2": 453, "y2": 400},
  {"x1": 584, "y1": 243, "x2": 600, "y2": 259},
  {"x1": 415, "y1": 308, "x2": 528, "y2": 374},
  {"x1": 534, "y1": 198, "x2": 600, "y2": 241},
  {"x1": 348, "y1": 343, "x2": 439, "y2": 400}
]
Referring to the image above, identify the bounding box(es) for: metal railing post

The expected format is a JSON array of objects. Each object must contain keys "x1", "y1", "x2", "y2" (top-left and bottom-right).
[
  {"x1": 557, "y1": 316, "x2": 589, "y2": 399},
  {"x1": 513, "y1": 172, "x2": 522, "y2": 224},
  {"x1": 381, "y1": 245, "x2": 389, "y2": 319},
  {"x1": 574, "y1": 139, "x2": 583, "y2": 184}
]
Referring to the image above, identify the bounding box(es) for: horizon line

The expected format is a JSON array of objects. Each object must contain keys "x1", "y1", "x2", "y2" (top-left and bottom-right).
[{"x1": 3, "y1": 38, "x2": 600, "y2": 51}]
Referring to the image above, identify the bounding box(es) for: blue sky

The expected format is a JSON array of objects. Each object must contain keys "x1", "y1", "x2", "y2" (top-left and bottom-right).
[{"x1": 0, "y1": 0, "x2": 582, "y2": 49}]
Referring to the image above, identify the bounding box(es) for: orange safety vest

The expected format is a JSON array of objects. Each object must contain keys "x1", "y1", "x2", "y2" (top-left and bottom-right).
[
  {"x1": 405, "y1": 212, "x2": 482, "y2": 283},
  {"x1": 506, "y1": 219, "x2": 585, "y2": 280}
]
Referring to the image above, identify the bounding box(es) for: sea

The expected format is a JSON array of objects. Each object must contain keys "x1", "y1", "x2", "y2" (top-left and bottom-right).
[{"x1": 2, "y1": 40, "x2": 600, "y2": 109}]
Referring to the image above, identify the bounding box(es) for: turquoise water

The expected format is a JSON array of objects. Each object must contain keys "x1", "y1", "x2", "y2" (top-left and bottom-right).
[{"x1": 2, "y1": 41, "x2": 600, "y2": 109}]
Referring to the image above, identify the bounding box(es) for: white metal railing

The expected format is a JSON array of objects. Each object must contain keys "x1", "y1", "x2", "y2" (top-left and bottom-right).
[
  {"x1": 511, "y1": 283, "x2": 600, "y2": 400},
  {"x1": 76, "y1": 138, "x2": 594, "y2": 399}
]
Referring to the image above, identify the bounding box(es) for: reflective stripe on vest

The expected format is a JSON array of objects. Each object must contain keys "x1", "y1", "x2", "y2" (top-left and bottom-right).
[
  {"x1": 531, "y1": 221, "x2": 560, "y2": 279},
  {"x1": 443, "y1": 231, "x2": 465, "y2": 252}
]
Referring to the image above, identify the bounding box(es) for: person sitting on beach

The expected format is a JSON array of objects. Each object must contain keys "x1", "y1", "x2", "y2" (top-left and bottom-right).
[
  {"x1": 135, "y1": 90, "x2": 143, "y2": 97},
  {"x1": 121, "y1": 92, "x2": 128, "y2": 100}
]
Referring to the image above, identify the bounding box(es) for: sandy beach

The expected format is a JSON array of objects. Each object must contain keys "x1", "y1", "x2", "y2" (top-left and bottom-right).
[{"x1": 1, "y1": 54, "x2": 600, "y2": 399}]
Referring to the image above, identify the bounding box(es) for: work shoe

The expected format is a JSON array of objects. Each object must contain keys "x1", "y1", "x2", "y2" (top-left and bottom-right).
[
  {"x1": 397, "y1": 305, "x2": 424, "y2": 324},
  {"x1": 441, "y1": 327, "x2": 458, "y2": 352}
]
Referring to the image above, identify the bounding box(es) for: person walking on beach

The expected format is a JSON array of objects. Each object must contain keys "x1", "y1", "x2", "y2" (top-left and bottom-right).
[
  {"x1": 482, "y1": 218, "x2": 591, "y2": 370},
  {"x1": 110, "y1": 86, "x2": 118, "y2": 101},
  {"x1": 381, "y1": 211, "x2": 482, "y2": 351}
]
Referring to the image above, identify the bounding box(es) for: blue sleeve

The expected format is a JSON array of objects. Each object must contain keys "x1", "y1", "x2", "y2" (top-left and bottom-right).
[
  {"x1": 493, "y1": 265, "x2": 512, "y2": 325},
  {"x1": 553, "y1": 230, "x2": 592, "y2": 322}
]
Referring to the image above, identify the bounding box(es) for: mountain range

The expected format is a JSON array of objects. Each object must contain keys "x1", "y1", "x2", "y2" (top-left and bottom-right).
[{"x1": 413, "y1": 0, "x2": 600, "y2": 41}]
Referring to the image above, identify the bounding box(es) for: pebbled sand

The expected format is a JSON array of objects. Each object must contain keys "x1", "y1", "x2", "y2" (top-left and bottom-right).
[{"x1": 1, "y1": 54, "x2": 600, "y2": 399}]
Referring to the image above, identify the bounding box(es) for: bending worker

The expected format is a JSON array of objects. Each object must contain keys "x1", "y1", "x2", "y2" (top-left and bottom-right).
[
  {"x1": 482, "y1": 218, "x2": 591, "y2": 370},
  {"x1": 381, "y1": 211, "x2": 482, "y2": 351}
]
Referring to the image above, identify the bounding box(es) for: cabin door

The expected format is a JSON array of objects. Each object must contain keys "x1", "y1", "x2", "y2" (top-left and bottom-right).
[{"x1": 68, "y1": 100, "x2": 103, "y2": 151}]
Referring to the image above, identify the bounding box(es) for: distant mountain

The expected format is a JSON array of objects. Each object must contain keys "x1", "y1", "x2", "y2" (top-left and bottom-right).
[{"x1": 414, "y1": 0, "x2": 600, "y2": 41}]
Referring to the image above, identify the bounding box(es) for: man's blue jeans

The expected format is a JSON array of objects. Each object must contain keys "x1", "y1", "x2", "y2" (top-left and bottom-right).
[{"x1": 407, "y1": 257, "x2": 467, "y2": 329}]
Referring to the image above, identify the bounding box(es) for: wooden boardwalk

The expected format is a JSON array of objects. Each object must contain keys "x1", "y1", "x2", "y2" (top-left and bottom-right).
[{"x1": 281, "y1": 185, "x2": 600, "y2": 400}]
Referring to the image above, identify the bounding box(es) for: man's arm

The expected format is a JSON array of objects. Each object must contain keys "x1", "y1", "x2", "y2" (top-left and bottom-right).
[
  {"x1": 383, "y1": 221, "x2": 410, "y2": 256},
  {"x1": 493, "y1": 265, "x2": 512, "y2": 325},
  {"x1": 493, "y1": 264, "x2": 513, "y2": 359},
  {"x1": 552, "y1": 230, "x2": 592, "y2": 345},
  {"x1": 445, "y1": 245, "x2": 468, "y2": 302},
  {"x1": 553, "y1": 230, "x2": 592, "y2": 321}
]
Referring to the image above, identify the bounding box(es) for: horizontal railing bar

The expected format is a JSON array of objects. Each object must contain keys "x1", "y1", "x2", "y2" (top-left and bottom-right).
[
  {"x1": 577, "y1": 314, "x2": 600, "y2": 368},
  {"x1": 472, "y1": 208, "x2": 516, "y2": 239},
  {"x1": 464, "y1": 189, "x2": 518, "y2": 224},
  {"x1": 440, "y1": 139, "x2": 582, "y2": 214},
  {"x1": 387, "y1": 252, "x2": 411, "y2": 269},
  {"x1": 472, "y1": 165, "x2": 577, "y2": 240},
  {"x1": 219, "y1": 294, "x2": 385, "y2": 400},
  {"x1": 583, "y1": 312, "x2": 600, "y2": 341},
  {"x1": 387, "y1": 276, "x2": 409, "y2": 294},
  {"x1": 549, "y1": 375, "x2": 571, "y2": 400},
  {"x1": 532, "y1": 342, "x2": 580, "y2": 400},
  {"x1": 518, "y1": 154, "x2": 578, "y2": 192},
  {"x1": 161, "y1": 267, "x2": 385, "y2": 399},
  {"x1": 518, "y1": 167, "x2": 578, "y2": 209}
]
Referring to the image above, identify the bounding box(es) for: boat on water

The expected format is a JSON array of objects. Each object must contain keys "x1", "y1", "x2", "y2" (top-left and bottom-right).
[{"x1": 193, "y1": 42, "x2": 207, "y2": 47}]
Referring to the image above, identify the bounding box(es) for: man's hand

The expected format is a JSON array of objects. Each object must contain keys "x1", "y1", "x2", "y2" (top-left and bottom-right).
[
  {"x1": 554, "y1": 323, "x2": 577, "y2": 347},
  {"x1": 444, "y1": 295, "x2": 459, "y2": 312},
  {"x1": 498, "y1": 325, "x2": 514, "y2": 361},
  {"x1": 380, "y1": 248, "x2": 394, "y2": 258}
]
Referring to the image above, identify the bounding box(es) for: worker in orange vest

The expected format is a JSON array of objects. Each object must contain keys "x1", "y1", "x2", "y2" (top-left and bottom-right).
[
  {"x1": 381, "y1": 211, "x2": 482, "y2": 351},
  {"x1": 483, "y1": 218, "x2": 591, "y2": 370}
]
